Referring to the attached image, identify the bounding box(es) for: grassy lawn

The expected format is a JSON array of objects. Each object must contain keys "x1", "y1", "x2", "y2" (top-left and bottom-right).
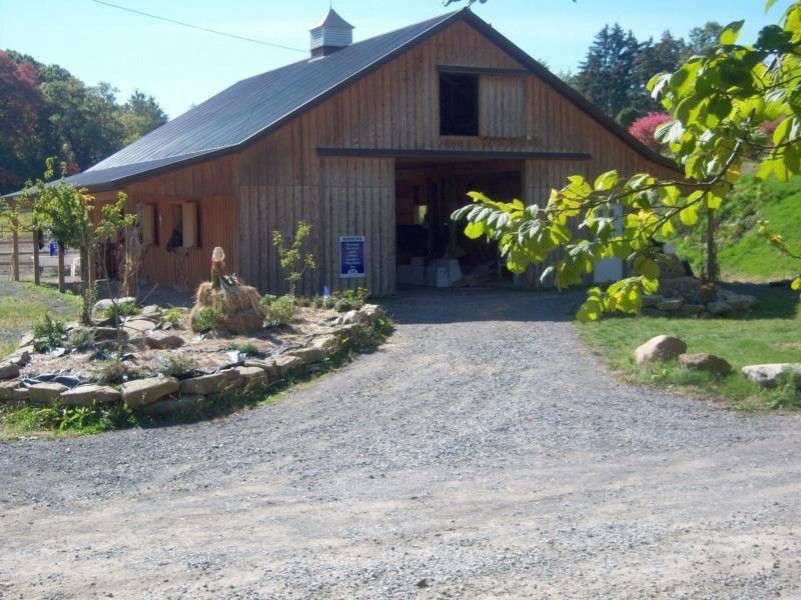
[
  {"x1": 578, "y1": 287, "x2": 801, "y2": 411},
  {"x1": 0, "y1": 281, "x2": 81, "y2": 357}
]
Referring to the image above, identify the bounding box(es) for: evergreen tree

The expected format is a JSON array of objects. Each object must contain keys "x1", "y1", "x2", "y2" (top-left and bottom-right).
[{"x1": 575, "y1": 24, "x2": 640, "y2": 119}]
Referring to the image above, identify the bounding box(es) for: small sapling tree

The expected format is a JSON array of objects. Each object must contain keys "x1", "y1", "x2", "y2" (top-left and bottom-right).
[{"x1": 272, "y1": 220, "x2": 317, "y2": 296}]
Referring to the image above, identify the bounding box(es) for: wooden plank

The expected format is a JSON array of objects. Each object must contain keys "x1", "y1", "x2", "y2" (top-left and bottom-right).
[{"x1": 32, "y1": 230, "x2": 40, "y2": 286}]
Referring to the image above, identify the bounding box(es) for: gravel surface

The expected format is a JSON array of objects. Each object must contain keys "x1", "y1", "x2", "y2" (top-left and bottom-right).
[{"x1": 2, "y1": 290, "x2": 800, "y2": 599}]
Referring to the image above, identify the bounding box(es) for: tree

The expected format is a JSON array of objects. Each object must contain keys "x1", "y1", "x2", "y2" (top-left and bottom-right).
[
  {"x1": 23, "y1": 158, "x2": 133, "y2": 323},
  {"x1": 574, "y1": 24, "x2": 641, "y2": 119},
  {"x1": 685, "y1": 21, "x2": 725, "y2": 57},
  {"x1": 118, "y1": 90, "x2": 168, "y2": 145},
  {"x1": 453, "y1": 1, "x2": 801, "y2": 320}
]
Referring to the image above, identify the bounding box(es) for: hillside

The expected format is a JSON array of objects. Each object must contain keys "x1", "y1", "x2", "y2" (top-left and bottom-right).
[{"x1": 676, "y1": 175, "x2": 801, "y2": 283}]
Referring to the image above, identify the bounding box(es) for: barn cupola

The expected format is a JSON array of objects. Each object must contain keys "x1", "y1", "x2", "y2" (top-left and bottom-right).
[{"x1": 310, "y1": 8, "x2": 354, "y2": 59}]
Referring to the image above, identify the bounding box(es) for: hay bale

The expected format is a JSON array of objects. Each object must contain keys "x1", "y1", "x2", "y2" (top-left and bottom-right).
[{"x1": 190, "y1": 280, "x2": 265, "y2": 335}]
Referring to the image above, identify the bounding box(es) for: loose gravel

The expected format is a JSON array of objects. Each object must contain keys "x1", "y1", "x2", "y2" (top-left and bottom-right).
[{"x1": 1, "y1": 289, "x2": 800, "y2": 599}]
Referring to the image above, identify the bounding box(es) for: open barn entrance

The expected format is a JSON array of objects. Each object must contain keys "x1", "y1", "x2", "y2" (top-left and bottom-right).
[{"x1": 395, "y1": 159, "x2": 522, "y2": 289}]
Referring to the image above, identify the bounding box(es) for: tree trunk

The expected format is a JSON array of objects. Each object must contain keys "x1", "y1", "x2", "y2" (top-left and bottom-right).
[
  {"x1": 32, "y1": 230, "x2": 40, "y2": 286},
  {"x1": 11, "y1": 213, "x2": 19, "y2": 282},
  {"x1": 80, "y1": 244, "x2": 91, "y2": 324},
  {"x1": 706, "y1": 208, "x2": 718, "y2": 282},
  {"x1": 57, "y1": 241, "x2": 65, "y2": 293}
]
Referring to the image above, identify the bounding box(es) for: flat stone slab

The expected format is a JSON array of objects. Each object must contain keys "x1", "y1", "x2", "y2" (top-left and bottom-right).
[
  {"x1": 656, "y1": 299, "x2": 683, "y2": 311},
  {"x1": 121, "y1": 376, "x2": 179, "y2": 408},
  {"x1": 180, "y1": 372, "x2": 233, "y2": 396},
  {"x1": 143, "y1": 395, "x2": 204, "y2": 417},
  {"x1": 0, "y1": 380, "x2": 20, "y2": 402},
  {"x1": 741, "y1": 364, "x2": 801, "y2": 389},
  {"x1": 123, "y1": 318, "x2": 158, "y2": 334},
  {"x1": 144, "y1": 332, "x2": 185, "y2": 350},
  {"x1": 59, "y1": 385, "x2": 121, "y2": 406},
  {"x1": 93, "y1": 297, "x2": 136, "y2": 313},
  {"x1": 0, "y1": 362, "x2": 20, "y2": 380},
  {"x1": 29, "y1": 382, "x2": 69, "y2": 403},
  {"x1": 288, "y1": 346, "x2": 325, "y2": 364}
]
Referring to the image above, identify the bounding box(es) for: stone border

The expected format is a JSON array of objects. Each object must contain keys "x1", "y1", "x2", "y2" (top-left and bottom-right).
[{"x1": 0, "y1": 304, "x2": 388, "y2": 418}]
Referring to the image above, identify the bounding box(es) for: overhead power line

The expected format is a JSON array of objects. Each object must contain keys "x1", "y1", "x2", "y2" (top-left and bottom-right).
[{"x1": 89, "y1": 0, "x2": 306, "y2": 53}]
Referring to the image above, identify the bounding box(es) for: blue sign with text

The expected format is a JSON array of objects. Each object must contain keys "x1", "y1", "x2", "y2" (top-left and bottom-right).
[{"x1": 339, "y1": 235, "x2": 365, "y2": 279}]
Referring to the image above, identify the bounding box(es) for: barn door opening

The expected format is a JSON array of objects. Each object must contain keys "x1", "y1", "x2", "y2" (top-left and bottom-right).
[{"x1": 395, "y1": 159, "x2": 522, "y2": 289}]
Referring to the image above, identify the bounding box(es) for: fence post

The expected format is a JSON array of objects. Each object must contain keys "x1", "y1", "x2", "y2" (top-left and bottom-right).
[
  {"x1": 11, "y1": 204, "x2": 19, "y2": 282},
  {"x1": 32, "y1": 230, "x2": 40, "y2": 286},
  {"x1": 57, "y1": 241, "x2": 65, "y2": 293}
]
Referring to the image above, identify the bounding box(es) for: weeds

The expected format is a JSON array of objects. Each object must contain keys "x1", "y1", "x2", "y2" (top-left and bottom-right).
[
  {"x1": 262, "y1": 295, "x2": 296, "y2": 327},
  {"x1": 156, "y1": 354, "x2": 198, "y2": 378},
  {"x1": 32, "y1": 314, "x2": 67, "y2": 352},
  {"x1": 191, "y1": 306, "x2": 224, "y2": 332},
  {"x1": 161, "y1": 307, "x2": 185, "y2": 328}
]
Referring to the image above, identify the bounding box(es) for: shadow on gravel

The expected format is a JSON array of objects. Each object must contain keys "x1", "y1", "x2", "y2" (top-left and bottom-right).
[{"x1": 380, "y1": 288, "x2": 581, "y2": 324}]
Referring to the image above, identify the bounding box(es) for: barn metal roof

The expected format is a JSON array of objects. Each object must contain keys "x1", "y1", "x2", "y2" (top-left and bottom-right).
[{"x1": 5, "y1": 8, "x2": 677, "y2": 197}]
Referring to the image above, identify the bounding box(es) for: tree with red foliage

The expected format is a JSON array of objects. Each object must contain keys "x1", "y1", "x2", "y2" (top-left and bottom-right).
[
  {"x1": 628, "y1": 112, "x2": 672, "y2": 153},
  {"x1": 0, "y1": 51, "x2": 44, "y2": 190}
]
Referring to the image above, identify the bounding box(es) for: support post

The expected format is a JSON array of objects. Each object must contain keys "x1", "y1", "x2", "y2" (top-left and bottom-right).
[
  {"x1": 32, "y1": 230, "x2": 40, "y2": 286},
  {"x1": 11, "y1": 206, "x2": 19, "y2": 282},
  {"x1": 57, "y1": 241, "x2": 65, "y2": 293}
]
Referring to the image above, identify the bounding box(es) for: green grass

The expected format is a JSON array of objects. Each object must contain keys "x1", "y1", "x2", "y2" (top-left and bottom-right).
[
  {"x1": 676, "y1": 175, "x2": 801, "y2": 282},
  {"x1": 0, "y1": 281, "x2": 81, "y2": 357},
  {"x1": 577, "y1": 287, "x2": 801, "y2": 411}
]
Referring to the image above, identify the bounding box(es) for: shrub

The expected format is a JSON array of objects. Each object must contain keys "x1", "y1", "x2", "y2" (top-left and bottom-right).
[
  {"x1": 91, "y1": 359, "x2": 125, "y2": 385},
  {"x1": 628, "y1": 112, "x2": 672, "y2": 152},
  {"x1": 67, "y1": 327, "x2": 95, "y2": 351},
  {"x1": 105, "y1": 300, "x2": 139, "y2": 320},
  {"x1": 156, "y1": 354, "x2": 198, "y2": 378},
  {"x1": 191, "y1": 306, "x2": 224, "y2": 332},
  {"x1": 32, "y1": 314, "x2": 67, "y2": 352},
  {"x1": 334, "y1": 298, "x2": 354, "y2": 312},
  {"x1": 262, "y1": 295, "x2": 296, "y2": 327},
  {"x1": 161, "y1": 307, "x2": 185, "y2": 328},
  {"x1": 229, "y1": 342, "x2": 261, "y2": 357}
]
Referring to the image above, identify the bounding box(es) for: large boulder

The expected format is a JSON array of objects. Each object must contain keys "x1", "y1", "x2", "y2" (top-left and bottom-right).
[
  {"x1": 123, "y1": 318, "x2": 158, "y2": 335},
  {"x1": 717, "y1": 289, "x2": 758, "y2": 312},
  {"x1": 29, "y1": 382, "x2": 69, "y2": 403},
  {"x1": 121, "y1": 376, "x2": 179, "y2": 408},
  {"x1": 59, "y1": 384, "x2": 121, "y2": 406},
  {"x1": 741, "y1": 364, "x2": 801, "y2": 389},
  {"x1": 93, "y1": 297, "x2": 136, "y2": 314},
  {"x1": 289, "y1": 346, "x2": 325, "y2": 365},
  {"x1": 706, "y1": 300, "x2": 732, "y2": 316},
  {"x1": 678, "y1": 353, "x2": 732, "y2": 377},
  {"x1": 0, "y1": 362, "x2": 20, "y2": 380},
  {"x1": 261, "y1": 356, "x2": 303, "y2": 379},
  {"x1": 634, "y1": 335, "x2": 687, "y2": 364},
  {"x1": 143, "y1": 394, "x2": 204, "y2": 417},
  {"x1": 656, "y1": 298, "x2": 683, "y2": 312}
]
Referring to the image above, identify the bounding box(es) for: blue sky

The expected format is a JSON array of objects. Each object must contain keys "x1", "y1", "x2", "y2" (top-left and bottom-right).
[{"x1": 0, "y1": 1, "x2": 791, "y2": 118}]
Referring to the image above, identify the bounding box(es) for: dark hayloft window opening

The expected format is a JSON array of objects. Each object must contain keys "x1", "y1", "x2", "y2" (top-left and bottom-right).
[{"x1": 439, "y1": 73, "x2": 479, "y2": 136}]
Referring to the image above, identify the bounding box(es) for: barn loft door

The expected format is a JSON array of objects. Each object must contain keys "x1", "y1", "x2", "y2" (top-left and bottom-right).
[{"x1": 479, "y1": 75, "x2": 526, "y2": 139}]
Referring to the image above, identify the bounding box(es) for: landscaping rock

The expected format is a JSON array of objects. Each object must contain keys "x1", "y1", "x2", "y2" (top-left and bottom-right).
[
  {"x1": 356, "y1": 304, "x2": 384, "y2": 325},
  {"x1": 143, "y1": 394, "x2": 204, "y2": 417},
  {"x1": 271, "y1": 355, "x2": 304, "y2": 378},
  {"x1": 59, "y1": 385, "x2": 121, "y2": 406},
  {"x1": 289, "y1": 346, "x2": 324, "y2": 364},
  {"x1": 144, "y1": 332, "x2": 185, "y2": 350},
  {"x1": 0, "y1": 380, "x2": 20, "y2": 401},
  {"x1": 717, "y1": 290, "x2": 758, "y2": 311},
  {"x1": 140, "y1": 305, "x2": 163, "y2": 319},
  {"x1": 92, "y1": 327, "x2": 128, "y2": 342},
  {"x1": 678, "y1": 353, "x2": 732, "y2": 376},
  {"x1": 18, "y1": 332, "x2": 34, "y2": 348},
  {"x1": 93, "y1": 297, "x2": 136, "y2": 314},
  {"x1": 656, "y1": 298, "x2": 684, "y2": 311},
  {"x1": 312, "y1": 334, "x2": 339, "y2": 355},
  {"x1": 6, "y1": 350, "x2": 31, "y2": 368},
  {"x1": 11, "y1": 387, "x2": 29, "y2": 402},
  {"x1": 230, "y1": 366, "x2": 268, "y2": 387},
  {"x1": 679, "y1": 304, "x2": 706, "y2": 316},
  {"x1": 706, "y1": 300, "x2": 732, "y2": 316},
  {"x1": 29, "y1": 382, "x2": 69, "y2": 403},
  {"x1": 641, "y1": 294, "x2": 663, "y2": 308},
  {"x1": 121, "y1": 376, "x2": 179, "y2": 408},
  {"x1": 634, "y1": 335, "x2": 687, "y2": 364},
  {"x1": 123, "y1": 318, "x2": 158, "y2": 334},
  {"x1": 0, "y1": 362, "x2": 20, "y2": 380},
  {"x1": 660, "y1": 276, "x2": 701, "y2": 302},
  {"x1": 179, "y1": 371, "x2": 235, "y2": 396},
  {"x1": 741, "y1": 364, "x2": 801, "y2": 389},
  {"x1": 340, "y1": 310, "x2": 359, "y2": 325}
]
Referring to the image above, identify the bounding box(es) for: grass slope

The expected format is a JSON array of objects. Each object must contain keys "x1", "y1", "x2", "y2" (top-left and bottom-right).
[
  {"x1": 0, "y1": 281, "x2": 81, "y2": 357},
  {"x1": 578, "y1": 287, "x2": 801, "y2": 411},
  {"x1": 676, "y1": 175, "x2": 801, "y2": 282}
]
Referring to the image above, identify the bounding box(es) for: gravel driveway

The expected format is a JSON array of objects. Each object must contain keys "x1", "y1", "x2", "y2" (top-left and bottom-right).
[{"x1": 2, "y1": 290, "x2": 800, "y2": 599}]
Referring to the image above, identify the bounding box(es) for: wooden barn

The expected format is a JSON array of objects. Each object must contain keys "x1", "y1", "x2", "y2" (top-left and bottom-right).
[{"x1": 19, "y1": 8, "x2": 678, "y2": 295}]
